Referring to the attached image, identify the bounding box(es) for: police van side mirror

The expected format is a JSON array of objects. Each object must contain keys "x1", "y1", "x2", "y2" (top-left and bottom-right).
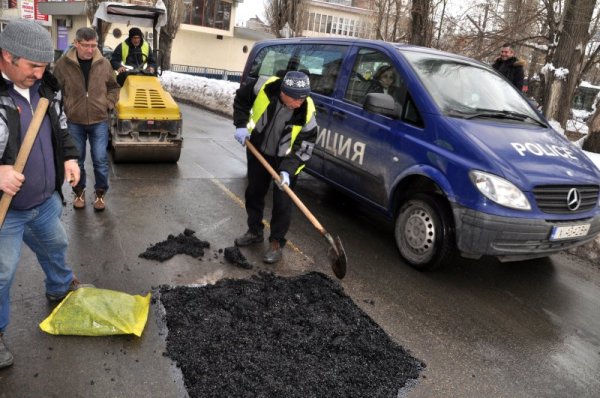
[{"x1": 364, "y1": 93, "x2": 401, "y2": 118}]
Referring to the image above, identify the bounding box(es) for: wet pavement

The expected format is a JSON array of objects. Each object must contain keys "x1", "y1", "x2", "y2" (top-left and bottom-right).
[{"x1": 1, "y1": 103, "x2": 599, "y2": 397}]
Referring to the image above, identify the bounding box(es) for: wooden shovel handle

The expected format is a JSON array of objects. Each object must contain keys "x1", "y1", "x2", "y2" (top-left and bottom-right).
[
  {"x1": 0, "y1": 98, "x2": 50, "y2": 228},
  {"x1": 245, "y1": 139, "x2": 327, "y2": 235}
]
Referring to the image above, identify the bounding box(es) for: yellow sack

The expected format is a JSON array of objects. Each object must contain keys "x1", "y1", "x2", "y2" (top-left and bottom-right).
[{"x1": 39, "y1": 287, "x2": 151, "y2": 337}]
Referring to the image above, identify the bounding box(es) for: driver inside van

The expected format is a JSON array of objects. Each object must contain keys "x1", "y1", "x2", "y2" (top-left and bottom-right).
[
  {"x1": 110, "y1": 27, "x2": 157, "y2": 86},
  {"x1": 368, "y1": 65, "x2": 401, "y2": 102}
]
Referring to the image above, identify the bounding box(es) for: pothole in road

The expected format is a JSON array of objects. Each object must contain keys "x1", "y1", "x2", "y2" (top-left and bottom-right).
[{"x1": 158, "y1": 272, "x2": 423, "y2": 397}]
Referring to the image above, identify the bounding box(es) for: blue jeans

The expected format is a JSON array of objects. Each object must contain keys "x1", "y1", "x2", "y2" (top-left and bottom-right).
[
  {"x1": 0, "y1": 193, "x2": 74, "y2": 332},
  {"x1": 68, "y1": 121, "x2": 109, "y2": 192}
]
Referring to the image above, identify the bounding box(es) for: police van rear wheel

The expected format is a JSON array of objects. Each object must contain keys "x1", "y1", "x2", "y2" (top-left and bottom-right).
[{"x1": 395, "y1": 193, "x2": 454, "y2": 271}]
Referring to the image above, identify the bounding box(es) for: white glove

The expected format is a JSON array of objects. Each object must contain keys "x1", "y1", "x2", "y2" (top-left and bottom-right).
[
  {"x1": 278, "y1": 171, "x2": 290, "y2": 190},
  {"x1": 234, "y1": 127, "x2": 250, "y2": 146}
]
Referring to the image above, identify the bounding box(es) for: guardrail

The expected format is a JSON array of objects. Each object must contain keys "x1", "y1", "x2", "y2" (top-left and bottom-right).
[{"x1": 170, "y1": 64, "x2": 242, "y2": 83}]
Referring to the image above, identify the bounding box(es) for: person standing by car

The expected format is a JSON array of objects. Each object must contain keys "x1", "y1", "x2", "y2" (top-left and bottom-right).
[
  {"x1": 110, "y1": 27, "x2": 157, "y2": 86},
  {"x1": 492, "y1": 42, "x2": 526, "y2": 91},
  {"x1": 232, "y1": 71, "x2": 318, "y2": 264},
  {"x1": 0, "y1": 19, "x2": 92, "y2": 370},
  {"x1": 54, "y1": 27, "x2": 120, "y2": 211}
]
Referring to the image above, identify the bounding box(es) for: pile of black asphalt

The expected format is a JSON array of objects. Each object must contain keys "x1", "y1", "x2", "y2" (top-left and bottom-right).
[
  {"x1": 139, "y1": 229, "x2": 252, "y2": 270},
  {"x1": 158, "y1": 271, "x2": 423, "y2": 397},
  {"x1": 139, "y1": 228, "x2": 210, "y2": 262}
]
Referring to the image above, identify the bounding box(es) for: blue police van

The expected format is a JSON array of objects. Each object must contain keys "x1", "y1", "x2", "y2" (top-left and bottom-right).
[{"x1": 240, "y1": 38, "x2": 600, "y2": 270}]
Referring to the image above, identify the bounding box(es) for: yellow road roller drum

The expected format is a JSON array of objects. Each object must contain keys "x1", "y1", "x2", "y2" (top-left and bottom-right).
[{"x1": 111, "y1": 75, "x2": 183, "y2": 163}]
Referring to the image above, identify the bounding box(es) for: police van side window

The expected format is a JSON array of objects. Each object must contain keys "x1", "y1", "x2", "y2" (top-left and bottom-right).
[
  {"x1": 248, "y1": 45, "x2": 295, "y2": 79},
  {"x1": 294, "y1": 44, "x2": 347, "y2": 96},
  {"x1": 344, "y1": 48, "x2": 423, "y2": 126}
]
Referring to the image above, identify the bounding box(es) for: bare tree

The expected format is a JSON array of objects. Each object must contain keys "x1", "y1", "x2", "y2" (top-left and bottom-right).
[
  {"x1": 542, "y1": 0, "x2": 598, "y2": 127},
  {"x1": 159, "y1": 0, "x2": 185, "y2": 70},
  {"x1": 410, "y1": 0, "x2": 433, "y2": 46},
  {"x1": 265, "y1": 0, "x2": 307, "y2": 38},
  {"x1": 86, "y1": 0, "x2": 111, "y2": 43},
  {"x1": 374, "y1": 0, "x2": 409, "y2": 42},
  {"x1": 85, "y1": 0, "x2": 102, "y2": 23}
]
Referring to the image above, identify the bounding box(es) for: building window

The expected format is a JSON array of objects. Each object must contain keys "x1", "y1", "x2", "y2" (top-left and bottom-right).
[
  {"x1": 184, "y1": 0, "x2": 231, "y2": 30},
  {"x1": 306, "y1": 12, "x2": 370, "y2": 38}
]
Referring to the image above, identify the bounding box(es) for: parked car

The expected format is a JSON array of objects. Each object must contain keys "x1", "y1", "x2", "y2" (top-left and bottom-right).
[{"x1": 241, "y1": 37, "x2": 600, "y2": 270}]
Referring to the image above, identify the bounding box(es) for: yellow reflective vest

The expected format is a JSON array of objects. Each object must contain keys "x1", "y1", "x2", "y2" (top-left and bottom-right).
[
  {"x1": 121, "y1": 41, "x2": 150, "y2": 65},
  {"x1": 246, "y1": 76, "x2": 315, "y2": 175}
]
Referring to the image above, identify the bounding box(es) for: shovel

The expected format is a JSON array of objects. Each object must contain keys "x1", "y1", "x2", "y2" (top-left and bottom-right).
[
  {"x1": 0, "y1": 98, "x2": 50, "y2": 229},
  {"x1": 245, "y1": 140, "x2": 347, "y2": 279}
]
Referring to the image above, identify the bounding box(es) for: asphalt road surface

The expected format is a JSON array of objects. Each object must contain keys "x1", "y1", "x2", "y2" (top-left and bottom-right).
[{"x1": 0, "y1": 103, "x2": 599, "y2": 398}]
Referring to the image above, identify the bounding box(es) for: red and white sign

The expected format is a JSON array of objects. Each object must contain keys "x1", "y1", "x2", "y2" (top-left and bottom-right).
[
  {"x1": 21, "y1": 0, "x2": 35, "y2": 19},
  {"x1": 35, "y1": 0, "x2": 49, "y2": 22},
  {"x1": 21, "y1": 0, "x2": 49, "y2": 21}
]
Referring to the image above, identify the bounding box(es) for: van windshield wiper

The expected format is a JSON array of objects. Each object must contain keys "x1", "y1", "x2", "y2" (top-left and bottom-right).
[{"x1": 448, "y1": 108, "x2": 546, "y2": 127}]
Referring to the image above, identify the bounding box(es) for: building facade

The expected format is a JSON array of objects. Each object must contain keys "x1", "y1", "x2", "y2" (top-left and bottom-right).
[
  {"x1": 26, "y1": 0, "x2": 273, "y2": 72},
  {"x1": 302, "y1": 0, "x2": 374, "y2": 39},
  {"x1": 2, "y1": 0, "x2": 374, "y2": 73}
]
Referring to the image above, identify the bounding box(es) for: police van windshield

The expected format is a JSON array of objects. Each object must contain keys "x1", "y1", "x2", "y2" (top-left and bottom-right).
[{"x1": 403, "y1": 51, "x2": 544, "y2": 125}]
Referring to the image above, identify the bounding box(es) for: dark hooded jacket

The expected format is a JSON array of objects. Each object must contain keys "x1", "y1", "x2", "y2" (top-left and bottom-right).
[
  {"x1": 110, "y1": 36, "x2": 157, "y2": 70},
  {"x1": 492, "y1": 56, "x2": 525, "y2": 91}
]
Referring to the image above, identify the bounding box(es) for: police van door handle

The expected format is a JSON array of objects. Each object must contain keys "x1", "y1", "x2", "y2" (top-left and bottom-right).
[{"x1": 332, "y1": 110, "x2": 346, "y2": 119}]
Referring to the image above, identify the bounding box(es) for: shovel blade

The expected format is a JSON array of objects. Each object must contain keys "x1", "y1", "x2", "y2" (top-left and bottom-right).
[{"x1": 327, "y1": 235, "x2": 347, "y2": 279}]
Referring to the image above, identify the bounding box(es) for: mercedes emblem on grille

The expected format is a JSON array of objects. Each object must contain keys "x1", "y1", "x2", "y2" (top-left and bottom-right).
[{"x1": 567, "y1": 188, "x2": 581, "y2": 211}]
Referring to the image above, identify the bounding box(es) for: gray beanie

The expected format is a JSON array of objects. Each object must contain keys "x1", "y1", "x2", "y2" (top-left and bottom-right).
[{"x1": 0, "y1": 19, "x2": 54, "y2": 63}]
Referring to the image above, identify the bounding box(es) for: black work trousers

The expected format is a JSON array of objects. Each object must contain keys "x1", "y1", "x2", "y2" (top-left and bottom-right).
[{"x1": 245, "y1": 149, "x2": 297, "y2": 246}]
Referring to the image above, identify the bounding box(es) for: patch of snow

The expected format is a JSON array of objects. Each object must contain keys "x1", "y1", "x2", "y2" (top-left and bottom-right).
[
  {"x1": 580, "y1": 80, "x2": 600, "y2": 90},
  {"x1": 571, "y1": 109, "x2": 592, "y2": 120},
  {"x1": 160, "y1": 70, "x2": 237, "y2": 117},
  {"x1": 554, "y1": 67, "x2": 569, "y2": 80},
  {"x1": 566, "y1": 119, "x2": 589, "y2": 135}
]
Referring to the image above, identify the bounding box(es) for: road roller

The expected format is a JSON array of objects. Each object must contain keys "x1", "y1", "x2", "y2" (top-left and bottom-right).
[{"x1": 94, "y1": 1, "x2": 182, "y2": 163}]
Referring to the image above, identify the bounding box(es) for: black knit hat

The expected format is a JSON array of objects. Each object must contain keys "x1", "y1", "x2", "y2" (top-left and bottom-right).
[
  {"x1": 281, "y1": 71, "x2": 311, "y2": 99},
  {"x1": 129, "y1": 27, "x2": 143, "y2": 39}
]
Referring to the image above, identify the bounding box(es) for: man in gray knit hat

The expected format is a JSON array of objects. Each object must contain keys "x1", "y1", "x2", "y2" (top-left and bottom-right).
[{"x1": 0, "y1": 19, "x2": 92, "y2": 370}]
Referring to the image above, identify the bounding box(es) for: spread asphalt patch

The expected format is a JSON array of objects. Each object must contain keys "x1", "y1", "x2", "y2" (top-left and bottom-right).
[{"x1": 159, "y1": 272, "x2": 423, "y2": 397}]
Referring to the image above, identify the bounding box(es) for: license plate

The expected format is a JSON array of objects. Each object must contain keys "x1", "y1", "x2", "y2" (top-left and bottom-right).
[{"x1": 550, "y1": 224, "x2": 590, "y2": 241}]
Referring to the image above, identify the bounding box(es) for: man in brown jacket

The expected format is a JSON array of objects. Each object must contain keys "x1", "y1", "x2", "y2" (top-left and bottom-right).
[{"x1": 54, "y1": 27, "x2": 120, "y2": 211}]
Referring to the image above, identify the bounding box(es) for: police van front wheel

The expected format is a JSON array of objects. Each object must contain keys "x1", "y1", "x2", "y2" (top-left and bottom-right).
[{"x1": 395, "y1": 194, "x2": 454, "y2": 271}]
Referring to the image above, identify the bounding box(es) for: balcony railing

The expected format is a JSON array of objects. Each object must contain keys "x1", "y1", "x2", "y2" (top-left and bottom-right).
[{"x1": 170, "y1": 64, "x2": 242, "y2": 83}]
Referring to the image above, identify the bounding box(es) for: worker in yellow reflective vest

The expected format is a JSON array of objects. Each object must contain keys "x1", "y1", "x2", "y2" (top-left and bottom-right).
[
  {"x1": 233, "y1": 71, "x2": 318, "y2": 264},
  {"x1": 110, "y1": 27, "x2": 157, "y2": 86}
]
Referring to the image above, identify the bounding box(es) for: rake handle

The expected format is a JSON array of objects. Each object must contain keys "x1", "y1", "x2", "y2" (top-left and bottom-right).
[{"x1": 0, "y1": 98, "x2": 50, "y2": 228}]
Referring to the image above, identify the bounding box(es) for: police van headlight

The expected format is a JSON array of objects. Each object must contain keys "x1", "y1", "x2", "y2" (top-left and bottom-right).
[{"x1": 469, "y1": 170, "x2": 531, "y2": 210}]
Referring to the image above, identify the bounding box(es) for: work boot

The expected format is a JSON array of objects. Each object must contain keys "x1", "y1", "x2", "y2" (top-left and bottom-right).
[
  {"x1": 73, "y1": 187, "x2": 85, "y2": 209},
  {"x1": 45, "y1": 277, "x2": 95, "y2": 302},
  {"x1": 234, "y1": 231, "x2": 263, "y2": 247},
  {"x1": 0, "y1": 333, "x2": 14, "y2": 369},
  {"x1": 93, "y1": 189, "x2": 106, "y2": 211},
  {"x1": 263, "y1": 240, "x2": 282, "y2": 264}
]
